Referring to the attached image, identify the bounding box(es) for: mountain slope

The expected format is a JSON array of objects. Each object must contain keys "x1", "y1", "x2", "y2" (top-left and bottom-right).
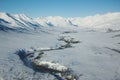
[
  {"x1": 0, "y1": 12, "x2": 42, "y2": 32},
  {"x1": 34, "y1": 12, "x2": 120, "y2": 30},
  {"x1": 0, "y1": 12, "x2": 120, "y2": 32},
  {"x1": 0, "y1": 12, "x2": 120, "y2": 80}
]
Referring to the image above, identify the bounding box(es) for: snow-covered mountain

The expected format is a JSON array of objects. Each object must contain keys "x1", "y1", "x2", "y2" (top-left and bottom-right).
[
  {"x1": 35, "y1": 12, "x2": 120, "y2": 30},
  {"x1": 0, "y1": 12, "x2": 41, "y2": 32},
  {"x1": 0, "y1": 12, "x2": 120, "y2": 80},
  {"x1": 0, "y1": 12, "x2": 120, "y2": 32}
]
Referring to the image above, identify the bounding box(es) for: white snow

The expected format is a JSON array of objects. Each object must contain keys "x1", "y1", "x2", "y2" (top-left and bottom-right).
[
  {"x1": 0, "y1": 12, "x2": 120, "y2": 80},
  {"x1": 1, "y1": 12, "x2": 120, "y2": 31},
  {"x1": 35, "y1": 47, "x2": 52, "y2": 51},
  {"x1": 0, "y1": 12, "x2": 18, "y2": 27},
  {"x1": 0, "y1": 27, "x2": 120, "y2": 80},
  {"x1": 33, "y1": 60, "x2": 68, "y2": 72},
  {"x1": 0, "y1": 77, "x2": 3, "y2": 80},
  {"x1": 34, "y1": 12, "x2": 120, "y2": 29}
]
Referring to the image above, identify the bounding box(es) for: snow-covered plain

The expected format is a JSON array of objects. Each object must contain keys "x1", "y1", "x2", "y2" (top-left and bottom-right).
[{"x1": 0, "y1": 12, "x2": 120, "y2": 80}]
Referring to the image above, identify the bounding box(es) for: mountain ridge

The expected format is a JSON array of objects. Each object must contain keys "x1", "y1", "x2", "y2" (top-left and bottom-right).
[{"x1": 0, "y1": 12, "x2": 120, "y2": 32}]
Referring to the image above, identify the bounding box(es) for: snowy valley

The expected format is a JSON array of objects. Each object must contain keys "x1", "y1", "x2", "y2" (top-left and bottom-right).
[{"x1": 0, "y1": 12, "x2": 120, "y2": 80}]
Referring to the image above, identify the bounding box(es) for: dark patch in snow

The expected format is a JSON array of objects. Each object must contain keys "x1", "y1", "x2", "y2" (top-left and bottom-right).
[
  {"x1": 62, "y1": 31, "x2": 78, "y2": 34},
  {"x1": 112, "y1": 34, "x2": 120, "y2": 38},
  {"x1": 0, "y1": 18, "x2": 10, "y2": 24},
  {"x1": 14, "y1": 32, "x2": 81, "y2": 80},
  {"x1": 15, "y1": 49, "x2": 79, "y2": 80},
  {"x1": 58, "y1": 36, "x2": 81, "y2": 44},
  {"x1": 118, "y1": 43, "x2": 120, "y2": 44},
  {"x1": 46, "y1": 22, "x2": 54, "y2": 27},
  {"x1": 0, "y1": 24, "x2": 15, "y2": 32},
  {"x1": 68, "y1": 20, "x2": 78, "y2": 27},
  {"x1": 105, "y1": 47, "x2": 120, "y2": 54},
  {"x1": 107, "y1": 28, "x2": 120, "y2": 33}
]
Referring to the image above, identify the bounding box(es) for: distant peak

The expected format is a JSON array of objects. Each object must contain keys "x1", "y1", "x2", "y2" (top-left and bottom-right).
[
  {"x1": 19, "y1": 14, "x2": 26, "y2": 17},
  {"x1": 0, "y1": 12, "x2": 10, "y2": 16},
  {"x1": 14, "y1": 13, "x2": 27, "y2": 17}
]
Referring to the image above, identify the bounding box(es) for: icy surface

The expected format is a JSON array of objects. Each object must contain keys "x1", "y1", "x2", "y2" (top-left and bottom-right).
[{"x1": 0, "y1": 27, "x2": 120, "y2": 80}]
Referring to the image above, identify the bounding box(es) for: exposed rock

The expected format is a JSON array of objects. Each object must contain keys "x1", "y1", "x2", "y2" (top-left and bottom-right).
[
  {"x1": 15, "y1": 34, "x2": 80, "y2": 80},
  {"x1": 32, "y1": 60, "x2": 68, "y2": 73}
]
